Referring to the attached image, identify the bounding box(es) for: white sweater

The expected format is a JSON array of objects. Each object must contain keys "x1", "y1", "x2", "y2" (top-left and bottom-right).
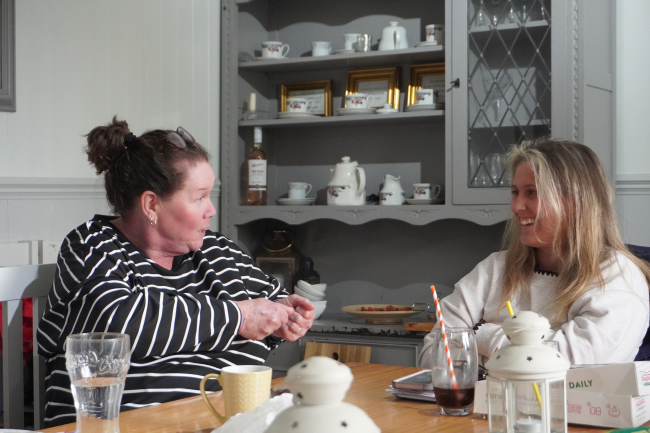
[{"x1": 419, "y1": 251, "x2": 650, "y2": 367}]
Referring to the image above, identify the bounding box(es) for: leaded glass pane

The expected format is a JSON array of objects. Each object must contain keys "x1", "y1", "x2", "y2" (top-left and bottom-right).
[{"x1": 468, "y1": 0, "x2": 551, "y2": 188}]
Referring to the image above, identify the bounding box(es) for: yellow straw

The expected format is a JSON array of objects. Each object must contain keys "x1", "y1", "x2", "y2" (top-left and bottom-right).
[
  {"x1": 532, "y1": 383, "x2": 542, "y2": 408},
  {"x1": 506, "y1": 300, "x2": 543, "y2": 408}
]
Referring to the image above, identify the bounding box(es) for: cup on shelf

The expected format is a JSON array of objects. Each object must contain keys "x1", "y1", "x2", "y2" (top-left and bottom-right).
[
  {"x1": 286, "y1": 97, "x2": 314, "y2": 113},
  {"x1": 413, "y1": 183, "x2": 441, "y2": 200},
  {"x1": 416, "y1": 89, "x2": 435, "y2": 105},
  {"x1": 261, "y1": 41, "x2": 290, "y2": 58},
  {"x1": 425, "y1": 24, "x2": 445, "y2": 44},
  {"x1": 311, "y1": 41, "x2": 332, "y2": 56},
  {"x1": 288, "y1": 182, "x2": 312, "y2": 199},
  {"x1": 345, "y1": 93, "x2": 375, "y2": 109},
  {"x1": 344, "y1": 33, "x2": 361, "y2": 50},
  {"x1": 356, "y1": 34, "x2": 372, "y2": 52}
]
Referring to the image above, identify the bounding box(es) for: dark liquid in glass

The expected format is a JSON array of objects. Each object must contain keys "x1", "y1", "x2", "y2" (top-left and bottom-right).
[{"x1": 433, "y1": 386, "x2": 475, "y2": 408}]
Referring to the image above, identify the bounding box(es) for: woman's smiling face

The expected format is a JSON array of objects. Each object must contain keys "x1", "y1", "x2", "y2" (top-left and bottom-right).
[
  {"x1": 510, "y1": 162, "x2": 557, "y2": 252},
  {"x1": 155, "y1": 160, "x2": 216, "y2": 254}
]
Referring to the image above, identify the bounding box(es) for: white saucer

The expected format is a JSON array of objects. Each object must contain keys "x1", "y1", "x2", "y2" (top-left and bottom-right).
[
  {"x1": 276, "y1": 197, "x2": 316, "y2": 205},
  {"x1": 415, "y1": 41, "x2": 442, "y2": 47},
  {"x1": 337, "y1": 107, "x2": 377, "y2": 116},
  {"x1": 335, "y1": 49, "x2": 355, "y2": 54},
  {"x1": 406, "y1": 103, "x2": 445, "y2": 112},
  {"x1": 377, "y1": 108, "x2": 399, "y2": 114},
  {"x1": 406, "y1": 198, "x2": 444, "y2": 205},
  {"x1": 277, "y1": 112, "x2": 318, "y2": 119}
]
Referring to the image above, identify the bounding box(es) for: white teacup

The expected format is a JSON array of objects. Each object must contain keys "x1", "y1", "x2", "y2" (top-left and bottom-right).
[
  {"x1": 288, "y1": 182, "x2": 312, "y2": 199},
  {"x1": 345, "y1": 93, "x2": 376, "y2": 109},
  {"x1": 312, "y1": 41, "x2": 332, "y2": 56},
  {"x1": 413, "y1": 183, "x2": 441, "y2": 199},
  {"x1": 262, "y1": 41, "x2": 290, "y2": 58},
  {"x1": 286, "y1": 98, "x2": 314, "y2": 113},
  {"x1": 344, "y1": 33, "x2": 361, "y2": 50},
  {"x1": 416, "y1": 89, "x2": 435, "y2": 105},
  {"x1": 425, "y1": 24, "x2": 445, "y2": 45}
]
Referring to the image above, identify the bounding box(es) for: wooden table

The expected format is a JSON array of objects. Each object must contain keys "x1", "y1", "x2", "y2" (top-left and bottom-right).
[{"x1": 41, "y1": 363, "x2": 631, "y2": 433}]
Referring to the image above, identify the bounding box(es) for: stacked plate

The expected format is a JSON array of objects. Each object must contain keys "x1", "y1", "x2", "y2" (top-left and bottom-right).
[{"x1": 294, "y1": 280, "x2": 327, "y2": 319}]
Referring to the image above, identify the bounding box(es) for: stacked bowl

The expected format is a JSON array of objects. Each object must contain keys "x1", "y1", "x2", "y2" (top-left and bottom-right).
[{"x1": 294, "y1": 280, "x2": 327, "y2": 319}]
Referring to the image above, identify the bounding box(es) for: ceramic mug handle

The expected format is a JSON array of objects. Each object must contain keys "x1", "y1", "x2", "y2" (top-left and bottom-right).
[
  {"x1": 306, "y1": 100, "x2": 314, "y2": 112},
  {"x1": 367, "y1": 95, "x2": 375, "y2": 108},
  {"x1": 431, "y1": 184, "x2": 441, "y2": 199},
  {"x1": 305, "y1": 183, "x2": 312, "y2": 195},
  {"x1": 200, "y1": 373, "x2": 227, "y2": 424},
  {"x1": 281, "y1": 44, "x2": 290, "y2": 57}
]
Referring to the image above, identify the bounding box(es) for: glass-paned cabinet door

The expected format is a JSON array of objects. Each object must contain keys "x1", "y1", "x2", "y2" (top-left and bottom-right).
[{"x1": 451, "y1": 0, "x2": 552, "y2": 204}]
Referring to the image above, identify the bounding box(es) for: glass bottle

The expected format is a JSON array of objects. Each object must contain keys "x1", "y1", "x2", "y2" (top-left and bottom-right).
[{"x1": 247, "y1": 127, "x2": 268, "y2": 205}]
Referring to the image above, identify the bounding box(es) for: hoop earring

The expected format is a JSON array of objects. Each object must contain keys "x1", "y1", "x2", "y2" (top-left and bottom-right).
[{"x1": 148, "y1": 217, "x2": 157, "y2": 228}]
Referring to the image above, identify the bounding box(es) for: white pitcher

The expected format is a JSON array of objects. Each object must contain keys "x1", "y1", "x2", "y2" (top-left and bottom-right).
[
  {"x1": 378, "y1": 22, "x2": 408, "y2": 51},
  {"x1": 327, "y1": 156, "x2": 366, "y2": 205},
  {"x1": 379, "y1": 174, "x2": 405, "y2": 205}
]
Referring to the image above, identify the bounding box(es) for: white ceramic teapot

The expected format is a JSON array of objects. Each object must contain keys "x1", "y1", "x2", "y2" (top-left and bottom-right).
[
  {"x1": 379, "y1": 174, "x2": 405, "y2": 205},
  {"x1": 378, "y1": 21, "x2": 408, "y2": 51},
  {"x1": 264, "y1": 357, "x2": 380, "y2": 433},
  {"x1": 327, "y1": 156, "x2": 366, "y2": 205}
]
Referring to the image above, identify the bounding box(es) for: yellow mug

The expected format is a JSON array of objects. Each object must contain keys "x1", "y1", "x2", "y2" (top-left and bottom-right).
[{"x1": 200, "y1": 365, "x2": 272, "y2": 423}]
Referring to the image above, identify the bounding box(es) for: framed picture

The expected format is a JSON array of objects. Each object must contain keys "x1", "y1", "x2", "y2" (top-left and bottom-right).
[
  {"x1": 407, "y1": 63, "x2": 446, "y2": 106},
  {"x1": 281, "y1": 80, "x2": 332, "y2": 116},
  {"x1": 346, "y1": 67, "x2": 400, "y2": 109}
]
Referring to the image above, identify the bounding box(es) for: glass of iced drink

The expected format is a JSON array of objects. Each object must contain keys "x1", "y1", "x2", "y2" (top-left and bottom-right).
[
  {"x1": 430, "y1": 327, "x2": 478, "y2": 416},
  {"x1": 65, "y1": 333, "x2": 131, "y2": 433}
]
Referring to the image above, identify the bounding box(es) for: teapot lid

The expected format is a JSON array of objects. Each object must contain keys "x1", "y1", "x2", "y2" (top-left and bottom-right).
[
  {"x1": 286, "y1": 356, "x2": 353, "y2": 385},
  {"x1": 337, "y1": 156, "x2": 358, "y2": 166}
]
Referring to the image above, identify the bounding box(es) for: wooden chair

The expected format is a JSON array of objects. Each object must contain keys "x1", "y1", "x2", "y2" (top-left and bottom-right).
[
  {"x1": 0, "y1": 263, "x2": 56, "y2": 430},
  {"x1": 304, "y1": 342, "x2": 372, "y2": 364}
]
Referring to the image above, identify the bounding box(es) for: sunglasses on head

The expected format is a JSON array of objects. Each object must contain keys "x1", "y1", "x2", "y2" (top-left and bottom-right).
[{"x1": 164, "y1": 127, "x2": 195, "y2": 150}]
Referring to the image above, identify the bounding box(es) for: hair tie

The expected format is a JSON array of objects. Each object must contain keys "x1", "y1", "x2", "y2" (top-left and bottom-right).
[{"x1": 124, "y1": 132, "x2": 138, "y2": 148}]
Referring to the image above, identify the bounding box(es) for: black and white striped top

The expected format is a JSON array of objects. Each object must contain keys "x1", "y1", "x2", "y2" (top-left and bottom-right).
[{"x1": 36, "y1": 215, "x2": 287, "y2": 427}]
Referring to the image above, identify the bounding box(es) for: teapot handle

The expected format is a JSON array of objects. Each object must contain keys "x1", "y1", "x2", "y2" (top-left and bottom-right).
[{"x1": 355, "y1": 167, "x2": 366, "y2": 200}]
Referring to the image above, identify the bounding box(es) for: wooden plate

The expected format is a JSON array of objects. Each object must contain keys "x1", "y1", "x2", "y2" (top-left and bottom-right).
[{"x1": 342, "y1": 304, "x2": 420, "y2": 324}]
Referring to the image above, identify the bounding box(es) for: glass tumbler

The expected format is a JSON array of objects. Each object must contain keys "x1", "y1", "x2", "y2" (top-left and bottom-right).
[
  {"x1": 66, "y1": 333, "x2": 131, "y2": 433},
  {"x1": 430, "y1": 327, "x2": 478, "y2": 416}
]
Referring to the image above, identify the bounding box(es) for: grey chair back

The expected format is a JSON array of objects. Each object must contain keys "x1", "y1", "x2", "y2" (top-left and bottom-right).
[{"x1": 0, "y1": 264, "x2": 55, "y2": 430}]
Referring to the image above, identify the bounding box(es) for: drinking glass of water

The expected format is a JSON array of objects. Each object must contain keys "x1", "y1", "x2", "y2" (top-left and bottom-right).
[
  {"x1": 66, "y1": 333, "x2": 131, "y2": 433},
  {"x1": 430, "y1": 327, "x2": 478, "y2": 416}
]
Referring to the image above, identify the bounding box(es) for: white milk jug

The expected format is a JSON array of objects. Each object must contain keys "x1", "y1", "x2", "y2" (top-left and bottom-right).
[
  {"x1": 378, "y1": 22, "x2": 408, "y2": 51},
  {"x1": 379, "y1": 174, "x2": 405, "y2": 205}
]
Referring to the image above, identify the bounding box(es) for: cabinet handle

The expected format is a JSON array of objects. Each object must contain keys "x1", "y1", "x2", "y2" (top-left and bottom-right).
[{"x1": 447, "y1": 78, "x2": 460, "y2": 92}]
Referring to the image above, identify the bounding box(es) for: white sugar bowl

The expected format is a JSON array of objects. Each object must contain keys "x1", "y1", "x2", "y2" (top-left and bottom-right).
[{"x1": 265, "y1": 357, "x2": 380, "y2": 433}]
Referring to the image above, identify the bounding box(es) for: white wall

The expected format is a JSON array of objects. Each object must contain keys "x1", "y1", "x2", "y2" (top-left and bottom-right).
[
  {"x1": 616, "y1": 0, "x2": 650, "y2": 246},
  {"x1": 0, "y1": 0, "x2": 221, "y2": 255}
]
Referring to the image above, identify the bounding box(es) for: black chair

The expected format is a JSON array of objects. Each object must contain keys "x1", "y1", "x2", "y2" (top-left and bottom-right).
[{"x1": 628, "y1": 245, "x2": 650, "y2": 361}]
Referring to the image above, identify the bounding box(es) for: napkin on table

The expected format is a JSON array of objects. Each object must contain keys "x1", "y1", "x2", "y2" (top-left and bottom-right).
[{"x1": 213, "y1": 393, "x2": 294, "y2": 433}]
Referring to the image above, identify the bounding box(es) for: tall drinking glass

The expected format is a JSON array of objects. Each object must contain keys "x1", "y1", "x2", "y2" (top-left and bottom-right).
[
  {"x1": 430, "y1": 327, "x2": 478, "y2": 416},
  {"x1": 66, "y1": 333, "x2": 131, "y2": 433}
]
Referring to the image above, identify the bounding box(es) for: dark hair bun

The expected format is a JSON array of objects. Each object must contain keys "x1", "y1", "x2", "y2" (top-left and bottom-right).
[{"x1": 85, "y1": 116, "x2": 131, "y2": 174}]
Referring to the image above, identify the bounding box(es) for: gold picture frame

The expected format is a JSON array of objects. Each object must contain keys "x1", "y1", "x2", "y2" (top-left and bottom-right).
[
  {"x1": 346, "y1": 67, "x2": 400, "y2": 109},
  {"x1": 280, "y1": 80, "x2": 332, "y2": 116},
  {"x1": 407, "y1": 63, "x2": 446, "y2": 106}
]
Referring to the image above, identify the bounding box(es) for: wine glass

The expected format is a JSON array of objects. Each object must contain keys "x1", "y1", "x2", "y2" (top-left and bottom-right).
[
  {"x1": 490, "y1": 0, "x2": 501, "y2": 26},
  {"x1": 482, "y1": 72, "x2": 513, "y2": 124}
]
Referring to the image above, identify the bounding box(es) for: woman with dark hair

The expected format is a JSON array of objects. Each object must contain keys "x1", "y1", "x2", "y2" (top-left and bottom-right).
[
  {"x1": 36, "y1": 117, "x2": 314, "y2": 427},
  {"x1": 420, "y1": 137, "x2": 650, "y2": 367}
]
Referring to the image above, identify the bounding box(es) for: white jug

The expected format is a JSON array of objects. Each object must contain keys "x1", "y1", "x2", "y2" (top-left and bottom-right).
[
  {"x1": 327, "y1": 156, "x2": 366, "y2": 205},
  {"x1": 378, "y1": 22, "x2": 408, "y2": 51},
  {"x1": 379, "y1": 174, "x2": 405, "y2": 205}
]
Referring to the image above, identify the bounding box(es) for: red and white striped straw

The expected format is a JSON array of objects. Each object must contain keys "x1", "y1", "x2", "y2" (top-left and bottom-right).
[{"x1": 431, "y1": 285, "x2": 458, "y2": 389}]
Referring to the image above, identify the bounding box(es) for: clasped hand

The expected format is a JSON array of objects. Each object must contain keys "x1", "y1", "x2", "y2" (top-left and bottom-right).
[{"x1": 235, "y1": 295, "x2": 315, "y2": 342}]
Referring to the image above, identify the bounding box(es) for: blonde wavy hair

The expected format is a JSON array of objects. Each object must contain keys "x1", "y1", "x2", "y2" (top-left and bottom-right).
[{"x1": 501, "y1": 137, "x2": 650, "y2": 327}]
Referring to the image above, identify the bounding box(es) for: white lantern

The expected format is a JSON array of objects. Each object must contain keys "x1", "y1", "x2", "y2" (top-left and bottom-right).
[{"x1": 485, "y1": 311, "x2": 570, "y2": 433}]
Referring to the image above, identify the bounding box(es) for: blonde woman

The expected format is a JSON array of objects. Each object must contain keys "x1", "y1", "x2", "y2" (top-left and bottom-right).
[{"x1": 420, "y1": 138, "x2": 650, "y2": 367}]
